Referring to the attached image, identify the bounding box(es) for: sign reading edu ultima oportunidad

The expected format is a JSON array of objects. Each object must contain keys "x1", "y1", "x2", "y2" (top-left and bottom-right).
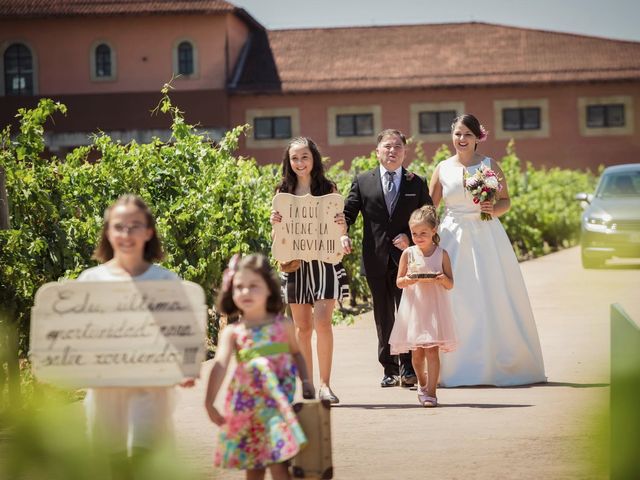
[{"x1": 29, "y1": 280, "x2": 207, "y2": 387}]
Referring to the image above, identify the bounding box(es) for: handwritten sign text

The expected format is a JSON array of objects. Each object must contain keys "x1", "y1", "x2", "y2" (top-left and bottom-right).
[
  {"x1": 29, "y1": 280, "x2": 207, "y2": 387},
  {"x1": 271, "y1": 193, "x2": 345, "y2": 264}
]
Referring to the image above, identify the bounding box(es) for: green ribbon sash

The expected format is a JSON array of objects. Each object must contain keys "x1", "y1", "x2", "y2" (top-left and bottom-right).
[{"x1": 236, "y1": 342, "x2": 290, "y2": 362}]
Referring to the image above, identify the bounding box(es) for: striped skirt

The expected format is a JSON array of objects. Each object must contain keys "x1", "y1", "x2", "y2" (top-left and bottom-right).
[{"x1": 281, "y1": 260, "x2": 350, "y2": 304}]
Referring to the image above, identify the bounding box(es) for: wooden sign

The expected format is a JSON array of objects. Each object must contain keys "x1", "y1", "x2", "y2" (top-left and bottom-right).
[
  {"x1": 29, "y1": 280, "x2": 207, "y2": 388},
  {"x1": 272, "y1": 193, "x2": 345, "y2": 265}
]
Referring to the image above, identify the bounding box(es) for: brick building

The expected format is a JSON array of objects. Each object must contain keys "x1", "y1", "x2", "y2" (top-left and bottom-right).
[
  {"x1": 2, "y1": 0, "x2": 640, "y2": 169},
  {"x1": 0, "y1": 0, "x2": 252, "y2": 151}
]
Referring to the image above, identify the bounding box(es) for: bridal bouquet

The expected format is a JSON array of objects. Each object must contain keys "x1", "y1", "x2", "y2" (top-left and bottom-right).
[{"x1": 464, "y1": 164, "x2": 503, "y2": 221}]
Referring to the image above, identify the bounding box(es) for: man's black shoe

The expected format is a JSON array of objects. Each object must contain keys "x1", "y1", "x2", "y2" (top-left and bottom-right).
[
  {"x1": 400, "y1": 374, "x2": 417, "y2": 388},
  {"x1": 380, "y1": 375, "x2": 399, "y2": 387}
]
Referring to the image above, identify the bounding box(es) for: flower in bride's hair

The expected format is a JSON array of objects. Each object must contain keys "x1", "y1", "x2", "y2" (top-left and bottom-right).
[
  {"x1": 222, "y1": 254, "x2": 241, "y2": 291},
  {"x1": 477, "y1": 125, "x2": 489, "y2": 142}
]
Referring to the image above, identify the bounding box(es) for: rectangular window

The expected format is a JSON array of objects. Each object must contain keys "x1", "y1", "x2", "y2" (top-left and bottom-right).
[
  {"x1": 253, "y1": 116, "x2": 292, "y2": 140},
  {"x1": 336, "y1": 113, "x2": 374, "y2": 137},
  {"x1": 502, "y1": 107, "x2": 541, "y2": 131},
  {"x1": 586, "y1": 104, "x2": 625, "y2": 128},
  {"x1": 418, "y1": 110, "x2": 456, "y2": 134}
]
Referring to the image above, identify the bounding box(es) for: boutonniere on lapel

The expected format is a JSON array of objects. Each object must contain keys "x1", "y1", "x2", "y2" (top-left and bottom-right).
[{"x1": 404, "y1": 171, "x2": 416, "y2": 182}]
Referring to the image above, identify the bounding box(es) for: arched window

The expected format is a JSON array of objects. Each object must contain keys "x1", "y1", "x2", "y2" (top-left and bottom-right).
[
  {"x1": 90, "y1": 40, "x2": 116, "y2": 81},
  {"x1": 4, "y1": 43, "x2": 33, "y2": 96},
  {"x1": 95, "y1": 43, "x2": 111, "y2": 78},
  {"x1": 177, "y1": 41, "x2": 194, "y2": 76}
]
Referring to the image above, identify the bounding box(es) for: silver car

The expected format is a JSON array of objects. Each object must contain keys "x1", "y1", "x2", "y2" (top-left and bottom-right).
[{"x1": 576, "y1": 163, "x2": 640, "y2": 268}]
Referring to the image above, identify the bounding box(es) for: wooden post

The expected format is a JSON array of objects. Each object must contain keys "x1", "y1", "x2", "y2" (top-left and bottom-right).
[{"x1": 0, "y1": 166, "x2": 19, "y2": 404}]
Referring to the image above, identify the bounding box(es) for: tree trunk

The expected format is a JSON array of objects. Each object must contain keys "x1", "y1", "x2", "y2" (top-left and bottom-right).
[{"x1": 0, "y1": 166, "x2": 9, "y2": 230}]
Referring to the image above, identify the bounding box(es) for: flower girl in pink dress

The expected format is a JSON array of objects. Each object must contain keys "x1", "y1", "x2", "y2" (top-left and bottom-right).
[{"x1": 389, "y1": 206, "x2": 457, "y2": 407}]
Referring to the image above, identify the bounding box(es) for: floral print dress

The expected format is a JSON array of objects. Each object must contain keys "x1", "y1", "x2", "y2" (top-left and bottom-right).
[{"x1": 215, "y1": 317, "x2": 307, "y2": 469}]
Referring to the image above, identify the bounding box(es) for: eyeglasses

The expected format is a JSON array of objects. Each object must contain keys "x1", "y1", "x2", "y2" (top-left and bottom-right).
[{"x1": 110, "y1": 223, "x2": 147, "y2": 235}]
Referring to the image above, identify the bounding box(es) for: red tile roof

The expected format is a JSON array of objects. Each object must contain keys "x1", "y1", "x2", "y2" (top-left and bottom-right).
[
  {"x1": 0, "y1": 0, "x2": 235, "y2": 17},
  {"x1": 236, "y1": 22, "x2": 640, "y2": 92}
]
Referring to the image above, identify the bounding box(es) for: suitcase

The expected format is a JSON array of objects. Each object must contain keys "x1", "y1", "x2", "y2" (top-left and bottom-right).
[{"x1": 291, "y1": 399, "x2": 333, "y2": 479}]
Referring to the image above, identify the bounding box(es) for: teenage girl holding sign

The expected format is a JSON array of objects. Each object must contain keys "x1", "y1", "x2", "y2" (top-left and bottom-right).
[{"x1": 270, "y1": 137, "x2": 349, "y2": 404}]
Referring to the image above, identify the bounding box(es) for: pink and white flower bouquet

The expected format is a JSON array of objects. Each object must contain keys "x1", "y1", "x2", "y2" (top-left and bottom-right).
[{"x1": 464, "y1": 164, "x2": 503, "y2": 221}]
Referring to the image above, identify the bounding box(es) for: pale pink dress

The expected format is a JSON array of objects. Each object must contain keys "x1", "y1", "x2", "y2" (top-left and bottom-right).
[{"x1": 389, "y1": 245, "x2": 457, "y2": 354}]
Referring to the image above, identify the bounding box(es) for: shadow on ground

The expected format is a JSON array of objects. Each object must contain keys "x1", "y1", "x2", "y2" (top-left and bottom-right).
[{"x1": 333, "y1": 403, "x2": 534, "y2": 409}]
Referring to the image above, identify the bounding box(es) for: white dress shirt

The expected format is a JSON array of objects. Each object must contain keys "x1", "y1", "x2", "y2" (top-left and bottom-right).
[{"x1": 379, "y1": 165, "x2": 402, "y2": 194}]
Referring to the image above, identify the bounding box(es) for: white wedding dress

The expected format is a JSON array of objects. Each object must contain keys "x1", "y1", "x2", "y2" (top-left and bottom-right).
[{"x1": 437, "y1": 157, "x2": 546, "y2": 386}]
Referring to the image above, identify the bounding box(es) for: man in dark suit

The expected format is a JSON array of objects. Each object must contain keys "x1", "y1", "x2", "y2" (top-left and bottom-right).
[{"x1": 343, "y1": 129, "x2": 432, "y2": 387}]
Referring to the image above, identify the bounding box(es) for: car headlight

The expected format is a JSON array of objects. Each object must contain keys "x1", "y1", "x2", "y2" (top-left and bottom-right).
[
  {"x1": 586, "y1": 217, "x2": 608, "y2": 226},
  {"x1": 584, "y1": 216, "x2": 610, "y2": 232}
]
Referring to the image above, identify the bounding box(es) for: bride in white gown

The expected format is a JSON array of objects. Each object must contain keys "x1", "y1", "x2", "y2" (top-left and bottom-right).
[{"x1": 429, "y1": 114, "x2": 546, "y2": 386}]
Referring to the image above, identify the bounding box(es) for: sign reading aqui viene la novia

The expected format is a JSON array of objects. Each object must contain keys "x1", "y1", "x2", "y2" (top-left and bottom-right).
[{"x1": 271, "y1": 193, "x2": 345, "y2": 265}]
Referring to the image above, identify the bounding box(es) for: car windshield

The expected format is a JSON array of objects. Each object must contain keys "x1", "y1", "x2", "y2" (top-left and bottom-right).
[{"x1": 596, "y1": 171, "x2": 640, "y2": 198}]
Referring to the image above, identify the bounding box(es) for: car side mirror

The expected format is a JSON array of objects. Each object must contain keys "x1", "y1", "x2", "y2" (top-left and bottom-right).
[
  {"x1": 575, "y1": 192, "x2": 593, "y2": 210},
  {"x1": 574, "y1": 192, "x2": 593, "y2": 203}
]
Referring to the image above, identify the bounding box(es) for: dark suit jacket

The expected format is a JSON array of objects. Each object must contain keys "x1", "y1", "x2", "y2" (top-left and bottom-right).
[{"x1": 344, "y1": 166, "x2": 432, "y2": 278}]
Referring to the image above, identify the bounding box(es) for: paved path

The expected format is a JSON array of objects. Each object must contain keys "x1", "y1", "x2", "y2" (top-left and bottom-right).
[{"x1": 174, "y1": 247, "x2": 640, "y2": 479}]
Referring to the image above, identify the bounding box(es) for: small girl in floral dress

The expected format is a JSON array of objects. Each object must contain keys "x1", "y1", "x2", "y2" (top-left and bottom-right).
[{"x1": 205, "y1": 254, "x2": 314, "y2": 480}]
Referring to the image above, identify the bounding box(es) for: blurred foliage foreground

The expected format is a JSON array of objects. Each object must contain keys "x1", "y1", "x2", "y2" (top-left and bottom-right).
[{"x1": 0, "y1": 395, "x2": 198, "y2": 480}]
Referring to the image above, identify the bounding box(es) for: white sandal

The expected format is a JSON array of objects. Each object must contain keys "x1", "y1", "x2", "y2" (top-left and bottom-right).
[
  {"x1": 318, "y1": 385, "x2": 340, "y2": 405},
  {"x1": 417, "y1": 385, "x2": 437, "y2": 407},
  {"x1": 422, "y1": 396, "x2": 438, "y2": 408}
]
